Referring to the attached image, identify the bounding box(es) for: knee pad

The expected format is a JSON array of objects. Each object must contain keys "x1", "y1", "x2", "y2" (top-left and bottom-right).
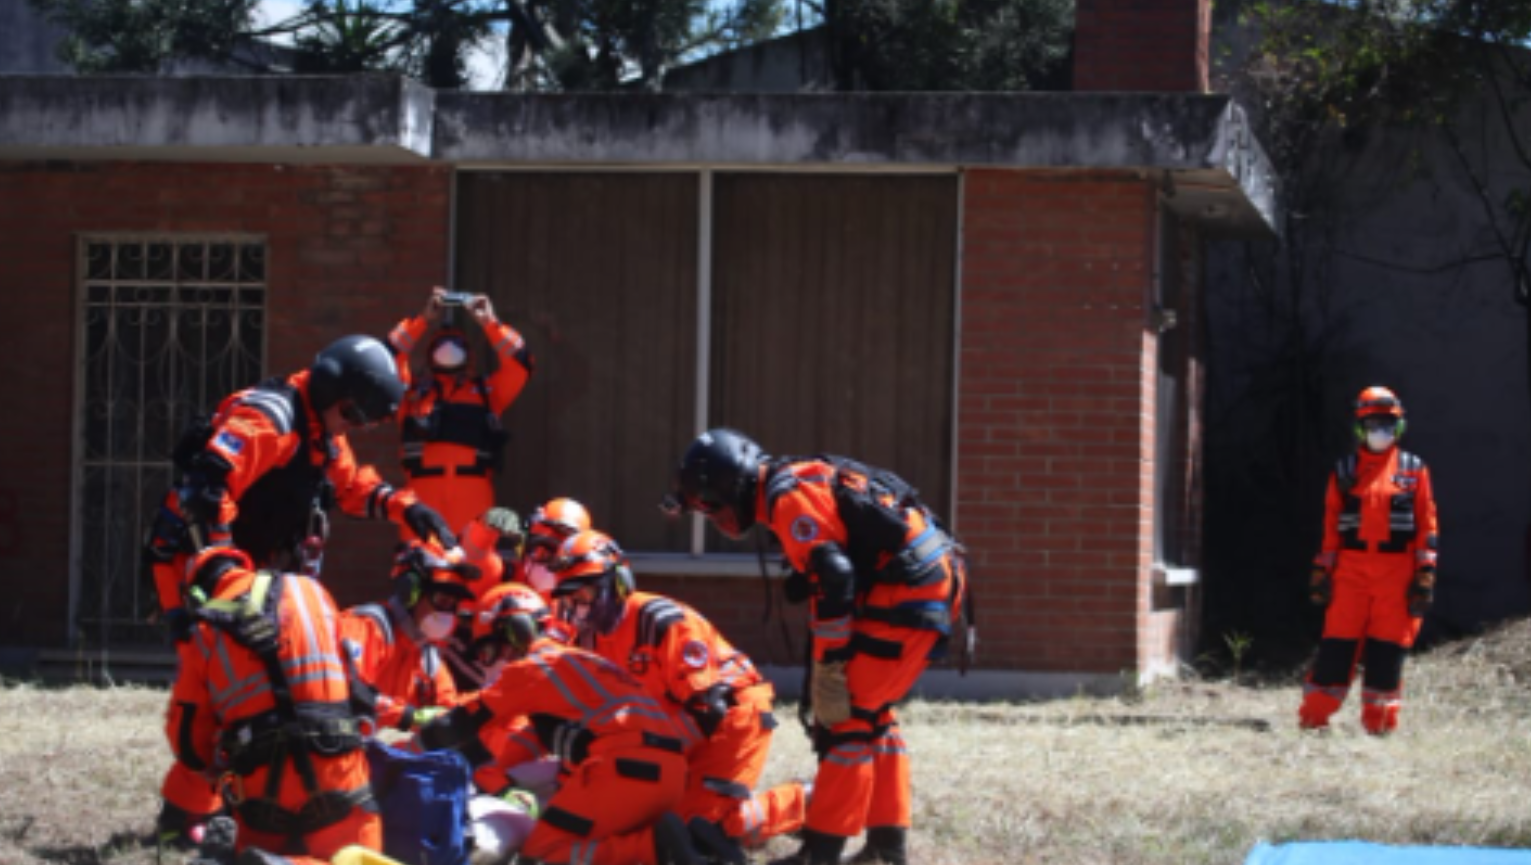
[
  {"x1": 1361, "y1": 639, "x2": 1407, "y2": 692},
  {"x1": 1310, "y1": 638, "x2": 1360, "y2": 686}
]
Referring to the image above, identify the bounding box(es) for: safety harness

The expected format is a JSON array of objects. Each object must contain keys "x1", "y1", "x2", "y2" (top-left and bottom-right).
[
  {"x1": 401, "y1": 376, "x2": 509, "y2": 478},
  {"x1": 1333, "y1": 450, "x2": 1427, "y2": 554},
  {"x1": 199, "y1": 573, "x2": 372, "y2": 850}
]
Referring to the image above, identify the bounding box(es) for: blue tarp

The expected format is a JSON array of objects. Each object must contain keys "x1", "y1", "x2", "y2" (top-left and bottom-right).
[{"x1": 1247, "y1": 842, "x2": 1531, "y2": 864}]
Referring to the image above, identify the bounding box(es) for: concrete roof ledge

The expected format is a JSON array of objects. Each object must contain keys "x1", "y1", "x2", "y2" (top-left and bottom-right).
[
  {"x1": 0, "y1": 75, "x2": 436, "y2": 162},
  {"x1": 0, "y1": 77, "x2": 1275, "y2": 234}
]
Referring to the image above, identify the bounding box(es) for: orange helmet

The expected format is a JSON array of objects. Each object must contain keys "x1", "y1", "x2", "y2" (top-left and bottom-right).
[
  {"x1": 548, "y1": 530, "x2": 633, "y2": 636},
  {"x1": 1353, "y1": 385, "x2": 1407, "y2": 443},
  {"x1": 470, "y1": 582, "x2": 549, "y2": 664},
  {"x1": 391, "y1": 540, "x2": 481, "y2": 614},
  {"x1": 1355, "y1": 386, "x2": 1404, "y2": 420},
  {"x1": 525, "y1": 499, "x2": 592, "y2": 559}
]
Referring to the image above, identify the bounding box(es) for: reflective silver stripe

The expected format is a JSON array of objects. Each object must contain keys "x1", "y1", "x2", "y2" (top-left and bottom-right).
[
  {"x1": 813, "y1": 616, "x2": 852, "y2": 641},
  {"x1": 530, "y1": 649, "x2": 599, "y2": 715},
  {"x1": 1362, "y1": 687, "x2": 1401, "y2": 706},
  {"x1": 825, "y1": 742, "x2": 872, "y2": 767},
  {"x1": 237, "y1": 389, "x2": 294, "y2": 434},
  {"x1": 353, "y1": 604, "x2": 395, "y2": 647},
  {"x1": 422, "y1": 645, "x2": 440, "y2": 678}
]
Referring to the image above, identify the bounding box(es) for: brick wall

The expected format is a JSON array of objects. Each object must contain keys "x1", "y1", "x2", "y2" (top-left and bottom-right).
[
  {"x1": 1074, "y1": 0, "x2": 1211, "y2": 93},
  {"x1": 0, "y1": 160, "x2": 452, "y2": 646},
  {"x1": 958, "y1": 169, "x2": 1157, "y2": 674}
]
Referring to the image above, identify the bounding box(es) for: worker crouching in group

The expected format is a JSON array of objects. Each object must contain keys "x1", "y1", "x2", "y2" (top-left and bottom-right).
[
  {"x1": 1300, "y1": 386, "x2": 1440, "y2": 735},
  {"x1": 417, "y1": 584, "x2": 707, "y2": 865},
  {"x1": 545, "y1": 529, "x2": 807, "y2": 862},
  {"x1": 166, "y1": 547, "x2": 379, "y2": 865}
]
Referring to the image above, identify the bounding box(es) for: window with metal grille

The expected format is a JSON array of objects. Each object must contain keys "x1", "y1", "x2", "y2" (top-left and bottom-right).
[{"x1": 71, "y1": 235, "x2": 266, "y2": 648}]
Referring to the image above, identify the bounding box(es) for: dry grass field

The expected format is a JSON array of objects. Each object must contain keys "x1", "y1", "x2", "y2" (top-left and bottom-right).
[{"x1": 5, "y1": 620, "x2": 1531, "y2": 865}]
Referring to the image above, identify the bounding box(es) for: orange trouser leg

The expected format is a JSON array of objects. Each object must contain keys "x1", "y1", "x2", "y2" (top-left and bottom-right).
[
  {"x1": 724, "y1": 782, "x2": 808, "y2": 849},
  {"x1": 805, "y1": 630, "x2": 936, "y2": 839},
  {"x1": 237, "y1": 805, "x2": 381, "y2": 865},
  {"x1": 521, "y1": 748, "x2": 687, "y2": 865},
  {"x1": 161, "y1": 761, "x2": 224, "y2": 817},
  {"x1": 679, "y1": 692, "x2": 774, "y2": 826},
  {"x1": 865, "y1": 719, "x2": 911, "y2": 829},
  {"x1": 403, "y1": 474, "x2": 494, "y2": 541}
]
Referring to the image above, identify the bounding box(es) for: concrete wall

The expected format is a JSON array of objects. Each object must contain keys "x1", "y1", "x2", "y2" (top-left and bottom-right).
[{"x1": 1203, "y1": 111, "x2": 1531, "y2": 654}]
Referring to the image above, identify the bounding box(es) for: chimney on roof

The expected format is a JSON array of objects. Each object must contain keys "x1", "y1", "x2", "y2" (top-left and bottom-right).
[{"x1": 1073, "y1": 0, "x2": 1211, "y2": 93}]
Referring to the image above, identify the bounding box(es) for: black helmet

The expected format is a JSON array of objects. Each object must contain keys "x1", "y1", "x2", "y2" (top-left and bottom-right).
[
  {"x1": 308, "y1": 335, "x2": 404, "y2": 424},
  {"x1": 663, "y1": 428, "x2": 766, "y2": 538}
]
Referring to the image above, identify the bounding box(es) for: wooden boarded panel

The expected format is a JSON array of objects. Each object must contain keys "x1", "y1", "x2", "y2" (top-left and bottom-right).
[
  {"x1": 709, "y1": 173, "x2": 958, "y2": 551},
  {"x1": 455, "y1": 172, "x2": 698, "y2": 551}
]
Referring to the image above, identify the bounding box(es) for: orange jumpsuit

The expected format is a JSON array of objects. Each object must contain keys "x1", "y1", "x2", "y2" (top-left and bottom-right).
[
  {"x1": 389, "y1": 315, "x2": 533, "y2": 535},
  {"x1": 579, "y1": 590, "x2": 806, "y2": 846},
  {"x1": 424, "y1": 638, "x2": 692, "y2": 865},
  {"x1": 152, "y1": 370, "x2": 420, "y2": 820},
  {"x1": 1299, "y1": 446, "x2": 1438, "y2": 734},
  {"x1": 760, "y1": 456, "x2": 965, "y2": 842},
  {"x1": 338, "y1": 600, "x2": 460, "y2": 731},
  {"x1": 166, "y1": 567, "x2": 379, "y2": 864}
]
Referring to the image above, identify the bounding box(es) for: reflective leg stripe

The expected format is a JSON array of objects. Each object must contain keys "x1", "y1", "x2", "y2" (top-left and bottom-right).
[
  {"x1": 739, "y1": 798, "x2": 767, "y2": 846},
  {"x1": 542, "y1": 805, "x2": 596, "y2": 837},
  {"x1": 702, "y1": 776, "x2": 753, "y2": 800},
  {"x1": 825, "y1": 742, "x2": 873, "y2": 768},
  {"x1": 569, "y1": 839, "x2": 599, "y2": 865},
  {"x1": 1361, "y1": 687, "x2": 1402, "y2": 708},
  {"x1": 813, "y1": 615, "x2": 853, "y2": 643},
  {"x1": 1302, "y1": 681, "x2": 1350, "y2": 701}
]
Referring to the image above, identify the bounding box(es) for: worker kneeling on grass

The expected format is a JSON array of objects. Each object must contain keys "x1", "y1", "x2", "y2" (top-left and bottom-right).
[{"x1": 167, "y1": 547, "x2": 380, "y2": 865}]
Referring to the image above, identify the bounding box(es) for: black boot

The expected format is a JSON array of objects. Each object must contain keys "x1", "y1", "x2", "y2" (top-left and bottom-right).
[
  {"x1": 188, "y1": 816, "x2": 238, "y2": 865},
  {"x1": 769, "y1": 828, "x2": 848, "y2": 865},
  {"x1": 842, "y1": 827, "x2": 908, "y2": 865},
  {"x1": 688, "y1": 816, "x2": 747, "y2": 865},
  {"x1": 654, "y1": 811, "x2": 706, "y2": 865}
]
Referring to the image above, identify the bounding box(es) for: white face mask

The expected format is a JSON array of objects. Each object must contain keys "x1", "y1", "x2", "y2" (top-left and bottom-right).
[
  {"x1": 431, "y1": 340, "x2": 467, "y2": 370},
  {"x1": 1365, "y1": 429, "x2": 1397, "y2": 453},
  {"x1": 525, "y1": 562, "x2": 557, "y2": 596},
  {"x1": 419, "y1": 610, "x2": 457, "y2": 643}
]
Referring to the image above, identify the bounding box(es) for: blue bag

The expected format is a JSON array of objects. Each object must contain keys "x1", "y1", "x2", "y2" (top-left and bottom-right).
[{"x1": 365, "y1": 738, "x2": 473, "y2": 865}]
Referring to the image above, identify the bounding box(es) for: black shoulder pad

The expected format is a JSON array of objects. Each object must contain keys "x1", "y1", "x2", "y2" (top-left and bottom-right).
[
  {"x1": 638, "y1": 598, "x2": 686, "y2": 648},
  {"x1": 236, "y1": 383, "x2": 298, "y2": 436}
]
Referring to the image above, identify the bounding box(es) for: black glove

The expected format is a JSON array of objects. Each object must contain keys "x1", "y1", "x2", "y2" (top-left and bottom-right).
[
  {"x1": 1408, "y1": 567, "x2": 1436, "y2": 618},
  {"x1": 164, "y1": 607, "x2": 196, "y2": 644},
  {"x1": 782, "y1": 570, "x2": 812, "y2": 605},
  {"x1": 404, "y1": 503, "x2": 458, "y2": 548},
  {"x1": 1308, "y1": 565, "x2": 1332, "y2": 608},
  {"x1": 686, "y1": 683, "x2": 734, "y2": 739}
]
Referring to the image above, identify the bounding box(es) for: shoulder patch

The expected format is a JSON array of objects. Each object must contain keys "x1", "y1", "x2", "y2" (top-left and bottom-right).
[
  {"x1": 681, "y1": 640, "x2": 709, "y2": 669},
  {"x1": 638, "y1": 598, "x2": 685, "y2": 648},
  {"x1": 213, "y1": 430, "x2": 245, "y2": 456},
  {"x1": 790, "y1": 516, "x2": 820, "y2": 543}
]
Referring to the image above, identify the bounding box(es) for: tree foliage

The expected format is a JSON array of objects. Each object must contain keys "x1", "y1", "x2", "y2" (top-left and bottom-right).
[
  {"x1": 28, "y1": 0, "x2": 786, "y2": 90},
  {"x1": 824, "y1": 0, "x2": 1074, "y2": 91}
]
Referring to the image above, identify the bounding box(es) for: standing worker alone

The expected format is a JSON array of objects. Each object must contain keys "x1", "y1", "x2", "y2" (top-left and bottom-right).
[
  {"x1": 1300, "y1": 385, "x2": 1440, "y2": 735},
  {"x1": 388, "y1": 286, "x2": 535, "y2": 536}
]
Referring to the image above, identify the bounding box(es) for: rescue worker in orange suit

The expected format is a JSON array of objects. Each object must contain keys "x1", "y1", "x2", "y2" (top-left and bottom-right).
[
  {"x1": 338, "y1": 541, "x2": 483, "y2": 733},
  {"x1": 1300, "y1": 386, "x2": 1439, "y2": 735},
  {"x1": 417, "y1": 584, "x2": 708, "y2": 865},
  {"x1": 546, "y1": 530, "x2": 808, "y2": 862},
  {"x1": 166, "y1": 546, "x2": 380, "y2": 865},
  {"x1": 437, "y1": 506, "x2": 524, "y2": 690},
  {"x1": 516, "y1": 497, "x2": 594, "y2": 600},
  {"x1": 388, "y1": 286, "x2": 535, "y2": 536},
  {"x1": 663, "y1": 428, "x2": 972, "y2": 865},
  {"x1": 143, "y1": 334, "x2": 457, "y2": 849}
]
